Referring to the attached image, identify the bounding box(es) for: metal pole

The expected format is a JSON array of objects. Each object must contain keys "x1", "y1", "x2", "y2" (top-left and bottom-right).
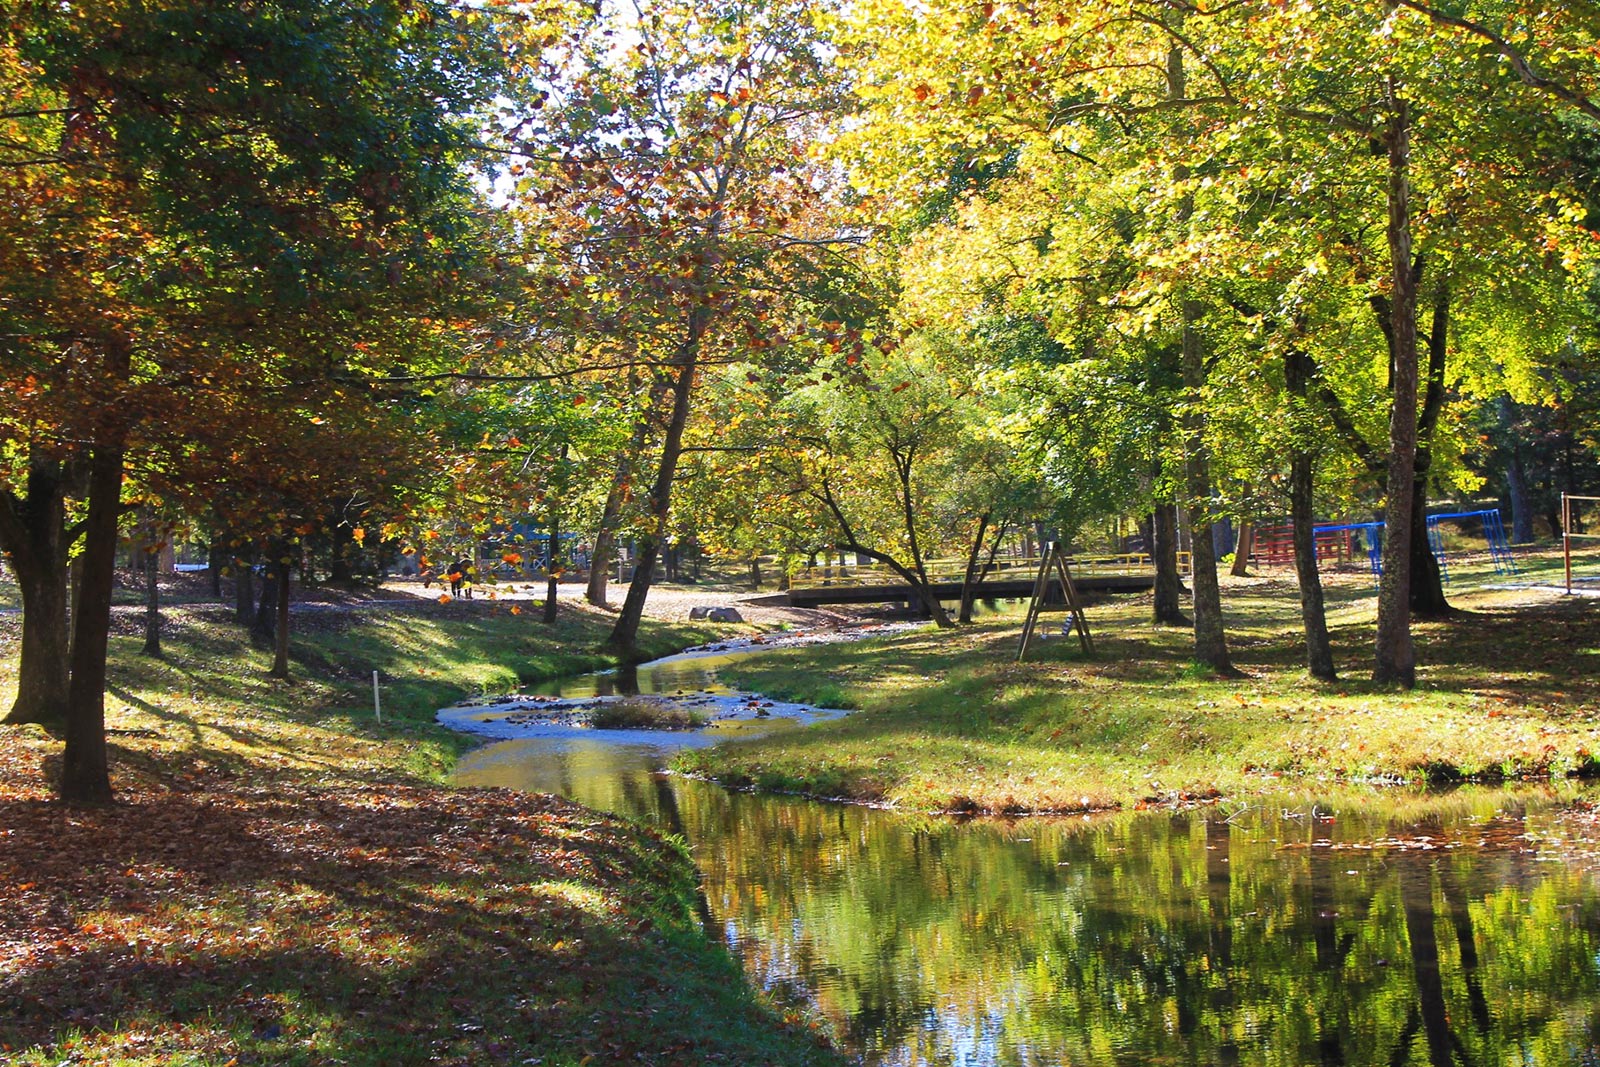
[
  {"x1": 373, "y1": 670, "x2": 382, "y2": 723},
  {"x1": 1565, "y1": 493, "x2": 1573, "y2": 596}
]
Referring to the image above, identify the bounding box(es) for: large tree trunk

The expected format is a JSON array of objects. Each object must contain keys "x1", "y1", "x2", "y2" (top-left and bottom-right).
[
  {"x1": 1373, "y1": 88, "x2": 1420, "y2": 689},
  {"x1": 609, "y1": 314, "x2": 706, "y2": 656},
  {"x1": 6, "y1": 560, "x2": 72, "y2": 726},
  {"x1": 1409, "y1": 476, "x2": 1450, "y2": 618},
  {"x1": 1409, "y1": 285, "x2": 1451, "y2": 618},
  {"x1": 61, "y1": 430, "x2": 125, "y2": 803},
  {"x1": 587, "y1": 428, "x2": 648, "y2": 608},
  {"x1": 1151, "y1": 504, "x2": 1188, "y2": 625},
  {"x1": 586, "y1": 524, "x2": 615, "y2": 608},
  {"x1": 0, "y1": 455, "x2": 74, "y2": 725}
]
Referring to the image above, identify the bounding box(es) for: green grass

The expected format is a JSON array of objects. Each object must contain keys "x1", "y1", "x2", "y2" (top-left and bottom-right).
[
  {"x1": 288, "y1": 599, "x2": 725, "y2": 738},
  {"x1": 0, "y1": 589, "x2": 844, "y2": 1066},
  {"x1": 676, "y1": 555, "x2": 1600, "y2": 814},
  {"x1": 589, "y1": 700, "x2": 709, "y2": 730}
]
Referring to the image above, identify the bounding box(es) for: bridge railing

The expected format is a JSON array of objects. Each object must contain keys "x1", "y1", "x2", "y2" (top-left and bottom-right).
[{"x1": 788, "y1": 552, "x2": 1188, "y2": 591}]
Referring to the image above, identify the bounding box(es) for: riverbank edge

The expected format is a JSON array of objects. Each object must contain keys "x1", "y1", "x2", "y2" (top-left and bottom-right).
[
  {"x1": 672, "y1": 585, "x2": 1600, "y2": 816},
  {"x1": 0, "y1": 595, "x2": 849, "y2": 1066}
]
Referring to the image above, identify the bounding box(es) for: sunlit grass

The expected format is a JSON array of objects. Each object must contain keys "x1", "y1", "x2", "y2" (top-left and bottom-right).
[{"x1": 679, "y1": 555, "x2": 1600, "y2": 814}]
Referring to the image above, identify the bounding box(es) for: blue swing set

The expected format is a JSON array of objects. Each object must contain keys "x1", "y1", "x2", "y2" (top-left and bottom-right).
[{"x1": 1311, "y1": 509, "x2": 1520, "y2": 584}]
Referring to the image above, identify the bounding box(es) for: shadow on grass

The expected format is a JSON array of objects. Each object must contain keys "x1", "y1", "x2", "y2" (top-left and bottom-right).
[{"x1": 0, "y1": 785, "x2": 845, "y2": 1067}]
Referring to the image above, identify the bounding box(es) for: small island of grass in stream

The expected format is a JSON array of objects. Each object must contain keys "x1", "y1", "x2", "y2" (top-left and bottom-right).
[{"x1": 675, "y1": 571, "x2": 1600, "y2": 814}]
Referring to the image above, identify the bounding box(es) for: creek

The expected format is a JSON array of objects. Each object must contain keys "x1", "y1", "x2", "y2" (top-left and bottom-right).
[{"x1": 442, "y1": 636, "x2": 1600, "y2": 1066}]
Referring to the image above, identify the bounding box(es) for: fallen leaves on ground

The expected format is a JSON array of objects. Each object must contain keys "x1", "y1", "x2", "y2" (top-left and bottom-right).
[{"x1": 0, "y1": 744, "x2": 836, "y2": 1067}]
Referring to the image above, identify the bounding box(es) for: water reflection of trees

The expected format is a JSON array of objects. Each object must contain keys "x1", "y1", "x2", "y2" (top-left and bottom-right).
[{"x1": 665, "y1": 786, "x2": 1600, "y2": 1066}]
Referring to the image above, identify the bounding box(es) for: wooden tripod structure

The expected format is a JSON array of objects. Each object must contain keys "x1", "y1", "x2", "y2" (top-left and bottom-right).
[{"x1": 1016, "y1": 542, "x2": 1094, "y2": 661}]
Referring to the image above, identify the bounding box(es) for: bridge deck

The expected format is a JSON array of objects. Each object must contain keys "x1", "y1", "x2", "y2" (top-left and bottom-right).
[{"x1": 783, "y1": 573, "x2": 1154, "y2": 608}]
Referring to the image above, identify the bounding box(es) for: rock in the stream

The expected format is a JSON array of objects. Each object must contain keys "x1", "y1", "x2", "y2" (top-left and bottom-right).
[{"x1": 690, "y1": 605, "x2": 745, "y2": 623}]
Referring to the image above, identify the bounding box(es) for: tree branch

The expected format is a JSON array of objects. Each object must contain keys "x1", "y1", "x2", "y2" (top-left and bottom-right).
[{"x1": 1394, "y1": 0, "x2": 1600, "y2": 123}]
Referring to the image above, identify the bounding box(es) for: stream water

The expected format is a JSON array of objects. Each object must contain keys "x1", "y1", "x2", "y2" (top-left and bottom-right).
[{"x1": 444, "y1": 639, "x2": 1600, "y2": 1066}]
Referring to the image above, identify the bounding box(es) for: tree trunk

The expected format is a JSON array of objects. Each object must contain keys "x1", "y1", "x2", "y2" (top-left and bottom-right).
[
  {"x1": 328, "y1": 521, "x2": 356, "y2": 586},
  {"x1": 208, "y1": 536, "x2": 224, "y2": 597},
  {"x1": 814, "y1": 477, "x2": 953, "y2": 628},
  {"x1": 609, "y1": 313, "x2": 707, "y2": 656},
  {"x1": 1409, "y1": 476, "x2": 1450, "y2": 618},
  {"x1": 141, "y1": 508, "x2": 161, "y2": 658},
  {"x1": 1409, "y1": 284, "x2": 1451, "y2": 618},
  {"x1": 957, "y1": 513, "x2": 990, "y2": 624},
  {"x1": 748, "y1": 558, "x2": 762, "y2": 591},
  {"x1": 61, "y1": 425, "x2": 126, "y2": 803},
  {"x1": 1291, "y1": 453, "x2": 1337, "y2": 681},
  {"x1": 6, "y1": 561, "x2": 72, "y2": 726},
  {"x1": 1229, "y1": 522, "x2": 1253, "y2": 577},
  {"x1": 1498, "y1": 396, "x2": 1534, "y2": 543},
  {"x1": 586, "y1": 454, "x2": 636, "y2": 608},
  {"x1": 1285, "y1": 346, "x2": 1337, "y2": 681},
  {"x1": 68, "y1": 554, "x2": 83, "y2": 659},
  {"x1": 1373, "y1": 88, "x2": 1420, "y2": 689},
  {"x1": 0, "y1": 456, "x2": 73, "y2": 725},
  {"x1": 893, "y1": 453, "x2": 953, "y2": 628},
  {"x1": 233, "y1": 552, "x2": 254, "y2": 626},
  {"x1": 586, "y1": 526, "x2": 614, "y2": 607},
  {"x1": 1152, "y1": 504, "x2": 1188, "y2": 625},
  {"x1": 543, "y1": 510, "x2": 561, "y2": 626},
  {"x1": 270, "y1": 553, "x2": 291, "y2": 679},
  {"x1": 1181, "y1": 299, "x2": 1235, "y2": 675},
  {"x1": 960, "y1": 519, "x2": 1009, "y2": 624},
  {"x1": 1165, "y1": 41, "x2": 1233, "y2": 673},
  {"x1": 253, "y1": 551, "x2": 279, "y2": 647}
]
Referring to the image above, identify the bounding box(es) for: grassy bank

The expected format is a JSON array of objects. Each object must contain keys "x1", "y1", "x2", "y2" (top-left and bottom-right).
[
  {"x1": 677, "y1": 559, "x2": 1600, "y2": 814},
  {"x1": 0, "y1": 591, "x2": 845, "y2": 1066}
]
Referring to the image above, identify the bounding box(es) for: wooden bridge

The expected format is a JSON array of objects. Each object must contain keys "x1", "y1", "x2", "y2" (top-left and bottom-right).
[{"x1": 776, "y1": 554, "x2": 1172, "y2": 609}]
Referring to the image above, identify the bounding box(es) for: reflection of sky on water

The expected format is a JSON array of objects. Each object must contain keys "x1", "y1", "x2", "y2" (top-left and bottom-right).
[{"x1": 445, "y1": 649, "x2": 1600, "y2": 1067}]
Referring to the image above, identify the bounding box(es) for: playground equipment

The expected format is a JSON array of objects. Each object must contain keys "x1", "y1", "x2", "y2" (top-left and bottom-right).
[
  {"x1": 1252, "y1": 524, "x2": 1372, "y2": 570},
  {"x1": 1425, "y1": 509, "x2": 1520, "y2": 583},
  {"x1": 1565, "y1": 494, "x2": 1600, "y2": 596},
  {"x1": 1016, "y1": 542, "x2": 1093, "y2": 661},
  {"x1": 1253, "y1": 509, "x2": 1520, "y2": 584},
  {"x1": 1310, "y1": 522, "x2": 1384, "y2": 578}
]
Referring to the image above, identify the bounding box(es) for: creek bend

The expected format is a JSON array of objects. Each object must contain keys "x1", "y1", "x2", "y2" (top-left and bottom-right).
[{"x1": 442, "y1": 636, "x2": 1600, "y2": 1066}]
